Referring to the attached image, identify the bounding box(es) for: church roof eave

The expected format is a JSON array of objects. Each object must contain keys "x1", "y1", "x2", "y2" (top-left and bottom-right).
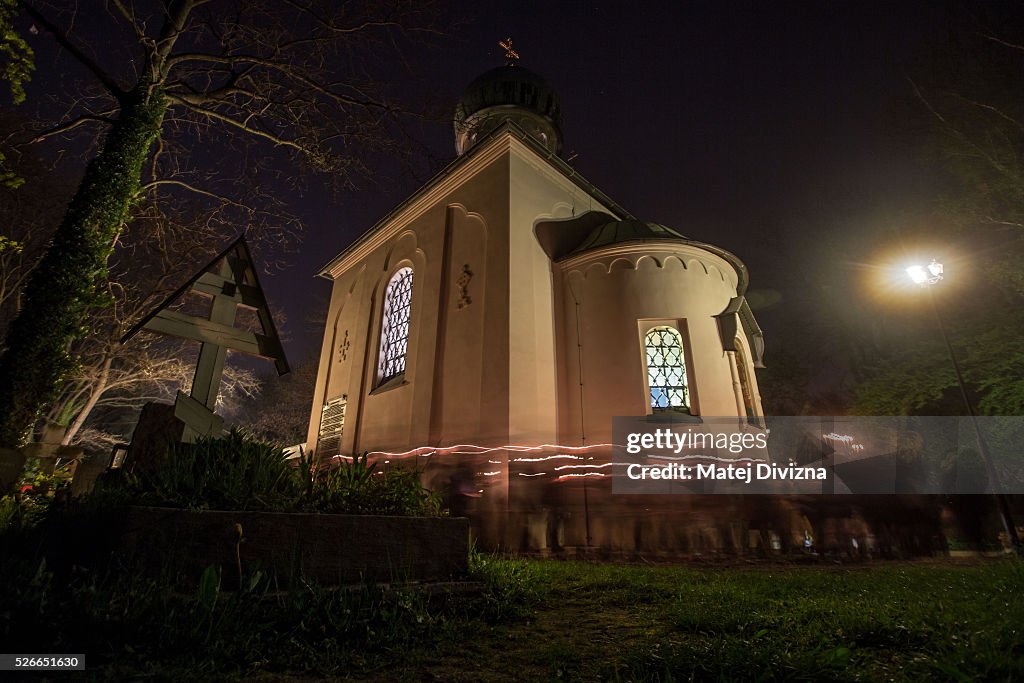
[
  {"x1": 557, "y1": 222, "x2": 750, "y2": 296},
  {"x1": 557, "y1": 239, "x2": 749, "y2": 295},
  {"x1": 715, "y1": 296, "x2": 766, "y2": 368},
  {"x1": 316, "y1": 119, "x2": 636, "y2": 280}
]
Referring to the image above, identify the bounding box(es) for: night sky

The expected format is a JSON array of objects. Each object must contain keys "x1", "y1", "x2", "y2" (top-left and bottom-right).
[
  {"x1": 269, "y1": 0, "x2": 968, "y2": 372},
  {"x1": 12, "y1": 1, "x2": 996, "y2": 384}
]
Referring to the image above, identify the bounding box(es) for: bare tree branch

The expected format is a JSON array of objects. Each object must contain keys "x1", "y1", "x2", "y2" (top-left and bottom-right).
[
  {"x1": 979, "y1": 32, "x2": 1024, "y2": 53},
  {"x1": 31, "y1": 112, "x2": 116, "y2": 142},
  {"x1": 165, "y1": 93, "x2": 310, "y2": 153},
  {"x1": 21, "y1": 1, "x2": 126, "y2": 97}
]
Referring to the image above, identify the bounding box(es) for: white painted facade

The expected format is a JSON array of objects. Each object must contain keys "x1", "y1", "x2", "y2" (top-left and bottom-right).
[{"x1": 307, "y1": 66, "x2": 765, "y2": 459}]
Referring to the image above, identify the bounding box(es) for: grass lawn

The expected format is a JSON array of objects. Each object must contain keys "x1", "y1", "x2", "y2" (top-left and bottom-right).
[
  {"x1": 362, "y1": 558, "x2": 1024, "y2": 682},
  {"x1": 3, "y1": 554, "x2": 1022, "y2": 681}
]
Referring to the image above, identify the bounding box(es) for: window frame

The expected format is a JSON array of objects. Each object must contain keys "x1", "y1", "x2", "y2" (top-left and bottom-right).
[
  {"x1": 375, "y1": 266, "x2": 414, "y2": 388},
  {"x1": 732, "y1": 337, "x2": 762, "y2": 426},
  {"x1": 638, "y1": 320, "x2": 696, "y2": 415}
]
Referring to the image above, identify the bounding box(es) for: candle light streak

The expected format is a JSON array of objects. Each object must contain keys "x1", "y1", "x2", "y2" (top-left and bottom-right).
[
  {"x1": 646, "y1": 454, "x2": 767, "y2": 464},
  {"x1": 365, "y1": 443, "x2": 617, "y2": 459},
  {"x1": 556, "y1": 472, "x2": 607, "y2": 481},
  {"x1": 328, "y1": 442, "x2": 780, "y2": 490},
  {"x1": 512, "y1": 455, "x2": 583, "y2": 462}
]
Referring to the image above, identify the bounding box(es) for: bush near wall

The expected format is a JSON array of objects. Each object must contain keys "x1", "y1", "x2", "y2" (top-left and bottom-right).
[{"x1": 103, "y1": 428, "x2": 440, "y2": 517}]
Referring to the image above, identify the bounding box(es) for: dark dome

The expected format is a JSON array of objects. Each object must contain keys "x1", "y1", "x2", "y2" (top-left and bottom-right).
[
  {"x1": 454, "y1": 65, "x2": 562, "y2": 136},
  {"x1": 569, "y1": 220, "x2": 690, "y2": 256}
]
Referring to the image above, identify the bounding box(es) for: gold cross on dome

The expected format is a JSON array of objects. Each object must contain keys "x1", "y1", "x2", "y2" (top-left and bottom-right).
[{"x1": 499, "y1": 37, "x2": 519, "y2": 65}]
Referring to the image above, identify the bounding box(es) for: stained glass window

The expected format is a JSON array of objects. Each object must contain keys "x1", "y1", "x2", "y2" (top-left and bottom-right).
[
  {"x1": 377, "y1": 267, "x2": 413, "y2": 383},
  {"x1": 645, "y1": 326, "x2": 689, "y2": 410}
]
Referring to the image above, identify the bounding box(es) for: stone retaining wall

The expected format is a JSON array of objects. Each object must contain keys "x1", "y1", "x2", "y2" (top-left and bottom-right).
[{"x1": 113, "y1": 507, "x2": 469, "y2": 586}]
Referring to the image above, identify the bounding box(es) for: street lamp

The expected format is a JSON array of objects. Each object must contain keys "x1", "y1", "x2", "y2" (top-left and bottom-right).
[
  {"x1": 906, "y1": 260, "x2": 943, "y2": 286},
  {"x1": 906, "y1": 259, "x2": 1021, "y2": 554}
]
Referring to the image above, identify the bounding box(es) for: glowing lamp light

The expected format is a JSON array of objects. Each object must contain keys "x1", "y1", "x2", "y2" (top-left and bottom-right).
[{"x1": 906, "y1": 260, "x2": 943, "y2": 286}]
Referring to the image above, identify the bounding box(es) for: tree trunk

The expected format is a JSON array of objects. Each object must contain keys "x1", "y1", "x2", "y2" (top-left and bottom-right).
[
  {"x1": 62, "y1": 353, "x2": 114, "y2": 445},
  {"x1": 0, "y1": 84, "x2": 166, "y2": 446}
]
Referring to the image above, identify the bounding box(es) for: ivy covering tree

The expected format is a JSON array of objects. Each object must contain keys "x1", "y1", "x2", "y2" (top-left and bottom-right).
[
  {"x1": 0, "y1": 0, "x2": 440, "y2": 449},
  {"x1": 0, "y1": 81, "x2": 165, "y2": 446}
]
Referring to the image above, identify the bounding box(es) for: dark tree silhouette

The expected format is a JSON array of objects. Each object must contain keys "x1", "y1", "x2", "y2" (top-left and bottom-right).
[{"x1": 0, "y1": 0, "x2": 441, "y2": 449}]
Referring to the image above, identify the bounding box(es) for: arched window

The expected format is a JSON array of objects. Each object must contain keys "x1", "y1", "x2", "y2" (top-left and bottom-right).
[
  {"x1": 377, "y1": 267, "x2": 413, "y2": 383},
  {"x1": 645, "y1": 326, "x2": 689, "y2": 410}
]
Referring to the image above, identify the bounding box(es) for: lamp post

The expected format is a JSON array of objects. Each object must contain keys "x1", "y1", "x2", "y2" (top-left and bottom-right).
[{"x1": 906, "y1": 260, "x2": 1021, "y2": 554}]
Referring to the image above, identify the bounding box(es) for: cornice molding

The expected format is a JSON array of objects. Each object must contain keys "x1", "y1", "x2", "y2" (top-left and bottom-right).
[
  {"x1": 318, "y1": 121, "x2": 635, "y2": 281},
  {"x1": 558, "y1": 241, "x2": 738, "y2": 284},
  {"x1": 320, "y1": 136, "x2": 513, "y2": 279}
]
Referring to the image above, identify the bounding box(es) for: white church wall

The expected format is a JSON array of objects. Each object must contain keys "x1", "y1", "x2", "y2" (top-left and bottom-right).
[
  {"x1": 428, "y1": 204, "x2": 493, "y2": 445},
  {"x1": 507, "y1": 141, "x2": 619, "y2": 444},
  {"x1": 308, "y1": 153, "x2": 511, "y2": 455},
  {"x1": 557, "y1": 244, "x2": 744, "y2": 443},
  {"x1": 308, "y1": 130, "x2": 761, "y2": 460},
  {"x1": 358, "y1": 243, "x2": 429, "y2": 453}
]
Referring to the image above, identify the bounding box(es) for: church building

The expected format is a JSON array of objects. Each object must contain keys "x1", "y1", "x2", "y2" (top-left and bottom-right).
[{"x1": 306, "y1": 55, "x2": 768, "y2": 552}]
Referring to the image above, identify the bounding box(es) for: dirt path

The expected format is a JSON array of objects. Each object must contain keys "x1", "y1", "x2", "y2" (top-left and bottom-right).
[{"x1": 350, "y1": 595, "x2": 659, "y2": 682}]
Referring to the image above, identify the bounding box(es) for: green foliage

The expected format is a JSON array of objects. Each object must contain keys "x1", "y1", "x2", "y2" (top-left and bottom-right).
[
  {"x1": 468, "y1": 549, "x2": 538, "y2": 620},
  {"x1": 0, "y1": 551, "x2": 465, "y2": 679},
  {"x1": 0, "y1": 234, "x2": 23, "y2": 253},
  {"x1": 1, "y1": 542, "x2": 1022, "y2": 680},
  {"x1": 0, "y1": 150, "x2": 24, "y2": 189},
  {"x1": 480, "y1": 560, "x2": 1024, "y2": 683},
  {"x1": 0, "y1": 0, "x2": 32, "y2": 190},
  {"x1": 0, "y1": 0, "x2": 33, "y2": 106},
  {"x1": 0, "y1": 456, "x2": 74, "y2": 533},
  {"x1": 0, "y1": 494, "x2": 29, "y2": 532},
  {"x1": 101, "y1": 429, "x2": 440, "y2": 517},
  {"x1": 857, "y1": 18, "x2": 1024, "y2": 419},
  {"x1": 197, "y1": 564, "x2": 222, "y2": 611},
  {"x1": 852, "y1": 309, "x2": 1024, "y2": 416},
  {"x1": 126, "y1": 428, "x2": 302, "y2": 511},
  {"x1": 852, "y1": 340, "x2": 955, "y2": 415},
  {"x1": 302, "y1": 451, "x2": 441, "y2": 516}
]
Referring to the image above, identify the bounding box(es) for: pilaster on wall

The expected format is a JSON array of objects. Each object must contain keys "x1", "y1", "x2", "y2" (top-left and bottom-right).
[
  {"x1": 507, "y1": 141, "x2": 617, "y2": 444},
  {"x1": 427, "y1": 205, "x2": 489, "y2": 445}
]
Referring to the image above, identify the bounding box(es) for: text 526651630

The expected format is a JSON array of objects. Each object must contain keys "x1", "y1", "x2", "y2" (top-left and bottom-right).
[{"x1": 1, "y1": 654, "x2": 85, "y2": 671}]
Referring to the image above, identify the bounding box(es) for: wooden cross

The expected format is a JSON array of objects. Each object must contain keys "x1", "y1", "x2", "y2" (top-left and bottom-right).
[
  {"x1": 122, "y1": 237, "x2": 288, "y2": 412},
  {"x1": 500, "y1": 37, "x2": 519, "y2": 65}
]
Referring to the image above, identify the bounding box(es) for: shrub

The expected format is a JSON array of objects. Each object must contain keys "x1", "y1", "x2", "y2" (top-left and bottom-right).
[
  {"x1": 304, "y1": 452, "x2": 440, "y2": 516},
  {"x1": 99, "y1": 429, "x2": 440, "y2": 517},
  {"x1": 126, "y1": 428, "x2": 302, "y2": 511},
  {"x1": 0, "y1": 456, "x2": 74, "y2": 534}
]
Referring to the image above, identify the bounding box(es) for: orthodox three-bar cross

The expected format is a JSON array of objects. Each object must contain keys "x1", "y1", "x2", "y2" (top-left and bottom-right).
[
  {"x1": 500, "y1": 37, "x2": 519, "y2": 65},
  {"x1": 122, "y1": 236, "x2": 288, "y2": 413}
]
